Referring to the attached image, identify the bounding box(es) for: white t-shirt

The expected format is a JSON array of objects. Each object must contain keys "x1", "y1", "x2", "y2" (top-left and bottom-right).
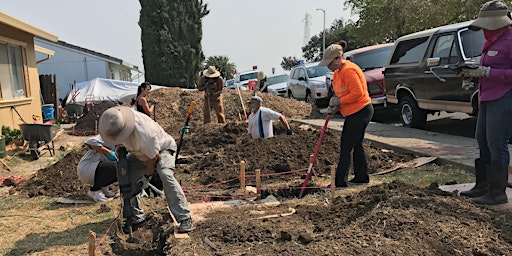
[
  {"x1": 248, "y1": 107, "x2": 282, "y2": 139},
  {"x1": 122, "y1": 109, "x2": 177, "y2": 161},
  {"x1": 76, "y1": 135, "x2": 112, "y2": 185}
]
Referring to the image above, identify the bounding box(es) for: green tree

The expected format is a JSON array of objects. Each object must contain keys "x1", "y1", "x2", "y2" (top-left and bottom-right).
[
  {"x1": 139, "y1": 0, "x2": 209, "y2": 88},
  {"x1": 280, "y1": 56, "x2": 301, "y2": 71},
  {"x1": 204, "y1": 56, "x2": 236, "y2": 80}
]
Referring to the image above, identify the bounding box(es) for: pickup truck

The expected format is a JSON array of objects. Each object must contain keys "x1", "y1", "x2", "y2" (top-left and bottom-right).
[{"x1": 383, "y1": 20, "x2": 485, "y2": 129}]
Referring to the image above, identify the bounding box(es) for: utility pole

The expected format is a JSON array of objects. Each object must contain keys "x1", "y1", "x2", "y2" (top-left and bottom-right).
[{"x1": 316, "y1": 8, "x2": 326, "y2": 55}]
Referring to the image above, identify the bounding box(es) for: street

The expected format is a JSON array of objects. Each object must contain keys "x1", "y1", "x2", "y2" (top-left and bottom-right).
[{"x1": 372, "y1": 107, "x2": 477, "y2": 139}]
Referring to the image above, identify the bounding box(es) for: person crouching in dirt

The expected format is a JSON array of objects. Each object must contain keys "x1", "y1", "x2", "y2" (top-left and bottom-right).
[
  {"x1": 99, "y1": 106, "x2": 194, "y2": 233},
  {"x1": 246, "y1": 96, "x2": 292, "y2": 139},
  {"x1": 77, "y1": 135, "x2": 118, "y2": 202},
  {"x1": 198, "y1": 66, "x2": 226, "y2": 124}
]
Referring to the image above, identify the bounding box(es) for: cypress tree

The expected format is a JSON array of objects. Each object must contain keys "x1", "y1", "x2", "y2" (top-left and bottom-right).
[{"x1": 139, "y1": 0, "x2": 209, "y2": 87}]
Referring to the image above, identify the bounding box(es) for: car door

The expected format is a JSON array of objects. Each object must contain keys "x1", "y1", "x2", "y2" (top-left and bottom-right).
[
  {"x1": 424, "y1": 33, "x2": 469, "y2": 105},
  {"x1": 287, "y1": 69, "x2": 297, "y2": 97},
  {"x1": 295, "y1": 67, "x2": 307, "y2": 99}
]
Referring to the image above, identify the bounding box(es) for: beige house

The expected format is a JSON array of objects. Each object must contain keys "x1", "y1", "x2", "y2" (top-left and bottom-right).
[{"x1": 0, "y1": 12, "x2": 57, "y2": 130}]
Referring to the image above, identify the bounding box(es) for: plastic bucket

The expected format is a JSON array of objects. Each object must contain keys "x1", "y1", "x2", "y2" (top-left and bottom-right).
[
  {"x1": 0, "y1": 135, "x2": 6, "y2": 158},
  {"x1": 42, "y1": 104, "x2": 54, "y2": 121}
]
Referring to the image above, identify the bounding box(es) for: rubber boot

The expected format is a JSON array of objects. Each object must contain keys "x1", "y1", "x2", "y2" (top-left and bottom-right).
[
  {"x1": 460, "y1": 159, "x2": 487, "y2": 198},
  {"x1": 472, "y1": 164, "x2": 508, "y2": 205}
]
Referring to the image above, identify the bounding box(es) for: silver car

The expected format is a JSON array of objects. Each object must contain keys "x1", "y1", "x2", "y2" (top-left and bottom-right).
[
  {"x1": 287, "y1": 62, "x2": 329, "y2": 105},
  {"x1": 266, "y1": 74, "x2": 289, "y2": 97}
]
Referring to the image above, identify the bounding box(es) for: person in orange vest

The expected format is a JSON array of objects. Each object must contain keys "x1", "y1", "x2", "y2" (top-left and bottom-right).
[{"x1": 198, "y1": 66, "x2": 226, "y2": 124}]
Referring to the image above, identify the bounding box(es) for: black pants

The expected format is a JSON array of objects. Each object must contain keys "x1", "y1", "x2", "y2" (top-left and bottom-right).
[
  {"x1": 91, "y1": 161, "x2": 118, "y2": 191},
  {"x1": 336, "y1": 104, "x2": 374, "y2": 187}
]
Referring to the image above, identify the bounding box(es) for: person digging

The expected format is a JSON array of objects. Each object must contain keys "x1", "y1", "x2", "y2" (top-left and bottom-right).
[{"x1": 198, "y1": 66, "x2": 226, "y2": 124}]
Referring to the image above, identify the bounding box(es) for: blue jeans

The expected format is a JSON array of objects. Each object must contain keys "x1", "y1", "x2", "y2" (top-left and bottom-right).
[
  {"x1": 475, "y1": 89, "x2": 512, "y2": 166},
  {"x1": 127, "y1": 149, "x2": 191, "y2": 223}
]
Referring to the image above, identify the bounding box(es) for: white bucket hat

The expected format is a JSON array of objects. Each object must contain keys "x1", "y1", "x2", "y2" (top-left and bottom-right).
[
  {"x1": 98, "y1": 106, "x2": 135, "y2": 146},
  {"x1": 469, "y1": 0, "x2": 512, "y2": 30}
]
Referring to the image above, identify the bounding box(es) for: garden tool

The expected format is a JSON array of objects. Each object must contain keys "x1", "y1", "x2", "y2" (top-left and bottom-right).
[{"x1": 176, "y1": 101, "x2": 196, "y2": 163}]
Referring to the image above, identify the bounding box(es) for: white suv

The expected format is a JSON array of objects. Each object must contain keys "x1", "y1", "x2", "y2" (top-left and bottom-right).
[
  {"x1": 234, "y1": 70, "x2": 258, "y2": 90},
  {"x1": 287, "y1": 62, "x2": 330, "y2": 106}
]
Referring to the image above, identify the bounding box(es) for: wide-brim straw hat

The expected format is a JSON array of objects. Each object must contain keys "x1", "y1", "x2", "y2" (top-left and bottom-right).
[
  {"x1": 257, "y1": 71, "x2": 267, "y2": 80},
  {"x1": 203, "y1": 66, "x2": 221, "y2": 78},
  {"x1": 98, "y1": 106, "x2": 135, "y2": 147},
  {"x1": 469, "y1": 9, "x2": 512, "y2": 30}
]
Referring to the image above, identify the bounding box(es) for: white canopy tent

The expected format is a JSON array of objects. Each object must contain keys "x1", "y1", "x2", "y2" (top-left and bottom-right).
[{"x1": 64, "y1": 78, "x2": 164, "y2": 106}]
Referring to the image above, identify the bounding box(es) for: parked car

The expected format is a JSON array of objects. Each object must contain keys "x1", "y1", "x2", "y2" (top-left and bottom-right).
[
  {"x1": 287, "y1": 62, "x2": 330, "y2": 106},
  {"x1": 326, "y1": 43, "x2": 394, "y2": 107},
  {"x1": 224, "y1": 79, "x2": 235, "y2": 88},
  {"x1": 234, "y1": 70, "x2": 258, "y2": 90},
  {"x1": 384, "y1": 20, "x2": 484, "y2": 129},
  {"x1": 266, "y1": 73, "x2": 289, "y2": 97}
]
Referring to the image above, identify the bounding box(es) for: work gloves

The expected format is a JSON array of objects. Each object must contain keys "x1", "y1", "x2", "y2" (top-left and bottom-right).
[
  {"x1": 137, "y1": 175, "x2": 151, "y2": 190},
  {"x1": 107, "y1": 150, "x2": 118, "y2": 161},
  {"x1": 461, "y1": 66, "x2": 490, "y2": 78},
  {"x1": 148, "y1": 99, "x2": 157, "y2": 105},
  {"x1": 326, "y1": 96, "x2": 341, "y2": 114},
  {"x1": 286, "y1": 129, "x2": 293, "y2": 135}
]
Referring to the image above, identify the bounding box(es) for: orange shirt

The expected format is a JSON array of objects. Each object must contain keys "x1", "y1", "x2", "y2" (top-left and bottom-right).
[{"x1": 333, "y1": 60, "x2": 371, "y2": 117}]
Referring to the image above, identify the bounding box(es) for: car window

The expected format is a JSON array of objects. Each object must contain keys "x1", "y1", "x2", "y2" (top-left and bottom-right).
[
  {"x1": 459, "y1": 29, "x2": 485, "y2": 59},
  {"x1": 306, "y1": 66, "x2": 329, "y2": 78},
  {"x1": 431, "y1": 34, "x2": 459, "y2": 65},
  {"x1": 225, "y1": 80, "x2": 234, "y2": 86},
  {"x1": 290, "y1": 69, "x2": 298, "y2": 79},
  {"x1": 349, "y1": 46, "x2": 393, "y2": 71},
  {"x1": 297, "y1": 68, "x2": 306, "y2": 79},
  {"x1": 239, "y1": 72, "x2": 257, "y2": 81},
  {"x1": 267, "y1": 74, "x2": 289, "y2": 85},
  {"x1": 390, "y1": 37, "x2": 429, "y2": 64}
]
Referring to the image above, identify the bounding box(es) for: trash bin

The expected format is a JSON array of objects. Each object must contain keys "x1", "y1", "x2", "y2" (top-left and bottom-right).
[
  {"x1": 0, "y1": 135, "x2": 6, "y2": 158},
  {"x1": 42, "y1": 104, "x2": 54, "y2": 122}
]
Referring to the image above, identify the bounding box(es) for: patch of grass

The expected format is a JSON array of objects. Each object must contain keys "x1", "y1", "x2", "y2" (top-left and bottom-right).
[
  {"x1": 376, "y1": 163, "x2": 474, "y2": 187},
  {"x1": 5, "y1": 156, "x2": 22, "y2": 167}
]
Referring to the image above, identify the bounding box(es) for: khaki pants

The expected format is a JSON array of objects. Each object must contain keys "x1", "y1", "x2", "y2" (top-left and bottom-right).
[{"x1": 204, "y1": 95, "x2": 226, "y2": 124}]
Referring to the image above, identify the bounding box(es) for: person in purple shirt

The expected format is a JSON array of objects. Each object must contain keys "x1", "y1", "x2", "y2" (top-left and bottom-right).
[{"x1": 459, "y1": 0, "x2": 512, "y2": 205}]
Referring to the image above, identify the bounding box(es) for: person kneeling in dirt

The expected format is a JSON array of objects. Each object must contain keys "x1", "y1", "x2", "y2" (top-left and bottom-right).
[
  {"x1": 77, "y1": 135, "x2": 118, "y2": 202},
  {"x1": 198, "y1": 66, "x2": 226, "y2": 124},
  {"x1": 99, "y1": 106, "x2": 194, "y2": 233},
  {"x1": 246, "y1": 96, "x2": 292, "y2": 139}
]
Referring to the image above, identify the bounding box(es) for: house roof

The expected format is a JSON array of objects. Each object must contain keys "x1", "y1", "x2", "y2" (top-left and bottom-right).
[
  {"x1": 0, "y1": 11, "x2": 57, "y2": 42},
  {"x1": 40, "y1": 39, "x2": 140, "y2": 72}
]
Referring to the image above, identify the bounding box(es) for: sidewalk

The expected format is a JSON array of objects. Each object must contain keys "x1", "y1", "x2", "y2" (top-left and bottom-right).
[{"x1": 295, "y1": 117, "x2": 511, "y2": 171}]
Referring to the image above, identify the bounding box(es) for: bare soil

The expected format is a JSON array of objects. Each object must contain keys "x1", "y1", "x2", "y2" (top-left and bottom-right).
[{"x1": 5, "y1": 88, "x2": 512, "y2": 255}]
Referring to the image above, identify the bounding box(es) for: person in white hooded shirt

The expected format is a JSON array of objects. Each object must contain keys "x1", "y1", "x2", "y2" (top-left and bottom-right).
[{"x1": 77, "y1": 135, "x2": 118, "y2": 202}]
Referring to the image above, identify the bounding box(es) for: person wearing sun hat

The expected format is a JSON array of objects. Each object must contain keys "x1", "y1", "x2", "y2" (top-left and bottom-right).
[
  {"x1": 246, "y1": 96, "x2": 292, "y2": 139},
  {"x1": 98, "y1": 106, "x2": 194, "y2": 233},
  {"x1": 459, "y1": 0, "x2": 512, "y2": 205},
  {"x1": 319, "y1": 40, "x2": 373, "y2": 188},
  {"x1": 198, "y1": 66, "x2": 226, "y2": 124}
]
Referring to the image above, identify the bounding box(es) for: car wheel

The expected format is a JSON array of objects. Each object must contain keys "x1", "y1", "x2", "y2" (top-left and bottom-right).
[
  {"x1": 399, "y1": 95, "x2": 426, "y2": 129},
  {"x1": 305, "y1": 91, "x2": 316, "y2": 105}
]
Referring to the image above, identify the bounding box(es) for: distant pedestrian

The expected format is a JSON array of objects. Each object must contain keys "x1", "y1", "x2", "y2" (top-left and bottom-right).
[
  {"x1": 198, "y1": 66, "x2": 226, "y2": 124},
  {"x1": 459, "y1": 0, "x2": 512, "y2": 205},
  {"x1": 246, "y1": 96, "x2": 292, "y2": 139},
  {"x1": 77, "y1": 135, "x2": 118, "y2": 202},
  {"x1": 319, "y1": 41, "x2": 374, "y2": 187},
  {"x1": 257, "y1": 71, "x2": 268, "y2": 93}
]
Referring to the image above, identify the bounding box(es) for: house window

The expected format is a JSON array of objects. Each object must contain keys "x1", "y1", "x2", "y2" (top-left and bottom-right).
[{"x1": 0, "y1": 42, "x2": 26, "y2": 99}]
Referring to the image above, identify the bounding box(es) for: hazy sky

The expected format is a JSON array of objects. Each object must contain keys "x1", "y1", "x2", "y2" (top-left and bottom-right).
[{"x1": 3, "y1": 0, "x2": 352, "y2": 76}]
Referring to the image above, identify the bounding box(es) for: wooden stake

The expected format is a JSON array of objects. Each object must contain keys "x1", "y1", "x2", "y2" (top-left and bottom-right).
[
  {"x1": 330, "y1": 165, "x2": 336, "y2": 196},
  {"x1": 240, "y1": 161, "x2": 246, "y2": 193},
  {"x1": 95, "y1": 120, "x2": 98, "y2": 135},
  {"x1": 256, "y1": 169, "x2": 261, "y2": 201},
  {"x1": 88, "y1": 230, "x2": 96, "y2": 256},
  {"x1": 72, "y1": 125, "x2": 75, "y2": 135}
]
